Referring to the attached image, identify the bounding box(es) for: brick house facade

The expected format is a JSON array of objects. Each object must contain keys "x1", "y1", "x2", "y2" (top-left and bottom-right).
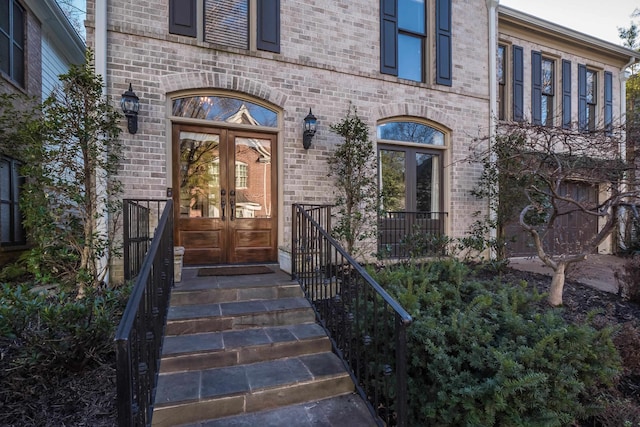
[{"x1": 84, "y1": 0, "x2": 638, "y2": 279}]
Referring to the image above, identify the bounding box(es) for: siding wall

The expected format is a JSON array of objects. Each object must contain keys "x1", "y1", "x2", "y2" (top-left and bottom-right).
[{"x1": 41, "y1": 34, "x2": 72, "y2": 99}]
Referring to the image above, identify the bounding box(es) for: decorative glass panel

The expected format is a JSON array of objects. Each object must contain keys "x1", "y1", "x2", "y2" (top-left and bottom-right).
[
  {"x1": 377, "y1": 121, "x2": 444, "y2": 146},
  {"x1": 398, "y1": 34, "x2": 422, "y2": 82},
  {"x1": 234, "y1": 137, "x2": 272, "y2": 219},
  {"x1": 172, "y1": 96, "x2": 277, "y2": 127},
  {"x1": 205, "y1": 0, "x2": 248, "y2": 49}
]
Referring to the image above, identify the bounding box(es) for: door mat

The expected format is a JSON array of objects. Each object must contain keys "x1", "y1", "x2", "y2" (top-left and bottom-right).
[{"x1": 197, "y1": 266, "x2": 275, "y2": 276}]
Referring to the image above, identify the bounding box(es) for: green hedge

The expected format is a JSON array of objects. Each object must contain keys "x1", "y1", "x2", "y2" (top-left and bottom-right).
[{"x1": 371, "y1": 260, "x2": 621, "y2": 426}]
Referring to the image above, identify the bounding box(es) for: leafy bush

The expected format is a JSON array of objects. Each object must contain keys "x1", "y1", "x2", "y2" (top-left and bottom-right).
[
  {"x1": 372, "y1": 260, "x2": 621, "y2": 426},
  {"x1": 0, "y1": 283, "x2": 131, "y2": 376}
]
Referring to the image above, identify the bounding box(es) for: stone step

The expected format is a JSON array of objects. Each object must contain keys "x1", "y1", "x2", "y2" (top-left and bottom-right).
[
  {"x1": 175, "y1": 394, "x2": 377, "y2": 427},
  {"x1": 170, "y1": 282, "x2": 303, "y2": 306},
  {"x1": 165, "y1": 297, "x2": 316, "y2": 336},
  {"x1": 152, "y1": 352, "x2": 355, "y2": 427},
  {"x1": 159, "y1": 323, "x2": 331, "y2": 373}
]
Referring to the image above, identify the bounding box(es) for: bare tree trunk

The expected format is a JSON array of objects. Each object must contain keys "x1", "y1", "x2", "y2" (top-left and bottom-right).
[{"x1": 548, "y1": 262, "x2": 566, "y2": 307}]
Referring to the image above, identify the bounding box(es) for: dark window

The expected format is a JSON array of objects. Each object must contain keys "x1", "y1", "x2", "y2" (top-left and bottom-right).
[
  {"x1": 497, "y1": 44, "x2": 506, "y2": 120},
  {"x1": 562, "y1": 60, "x2": 571, "y2": 129},
  {"x1": 0, "y1": 156, "x2": 25, "y2": 246},
  {"x1": 0, "y1": 0, "x2": 25, "y2": 87},
  {"x1": 380, "y1": 0, "x2": 451, "y2": 85},
  {"x1": 512, "y1": 45, "x2": 524, "y2": 121}
]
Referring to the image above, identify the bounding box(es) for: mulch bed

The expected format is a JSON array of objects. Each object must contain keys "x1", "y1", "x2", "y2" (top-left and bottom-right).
[{"x1": 1, "y1": 266, "x2": 638, "y2": 426}]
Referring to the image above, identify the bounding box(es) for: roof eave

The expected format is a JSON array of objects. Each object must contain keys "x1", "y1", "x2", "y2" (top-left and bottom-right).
[{"x1": 498, "y1": 5, "x2": 640, "y2": 65}]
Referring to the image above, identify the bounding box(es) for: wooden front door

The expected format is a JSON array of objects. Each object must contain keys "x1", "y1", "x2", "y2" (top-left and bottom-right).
[{"x1": 173, "y1": 124, "x2": 277, "y2": 265}]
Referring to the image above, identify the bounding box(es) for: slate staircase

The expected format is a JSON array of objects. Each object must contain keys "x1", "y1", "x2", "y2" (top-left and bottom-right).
[{"x1": 151, "y1": 266, "x2": 376, "y2": 427}]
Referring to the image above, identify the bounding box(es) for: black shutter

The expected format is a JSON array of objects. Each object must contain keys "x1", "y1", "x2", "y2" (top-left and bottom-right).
[
  {"x1": 531, "y1": 51, "x2": 542, "y2": 125},
  {"x1": 380, "y1": 0, "x2": 398, "y2": 76},
  {"x1": 562, "y1": 60, "x2": 572, "y2": 129},
  {"x1": 512, "y1": 45, "x2": 524, "y2": 121},
  {"x1": 257, "y1": 0, "x2": 280, "y2": 53},
  {"x1": 604, "y1": 71, "x2": 613, "y2": 132},
  {"x1": 578, "y1": 64, "x2": 587, "y2": 131},
  {"x1": 435, "y1": 0, "x2": 452, "y2": 86},
  {"x1": 169, "y1": 0, "x2": 197, "y2": 38}
]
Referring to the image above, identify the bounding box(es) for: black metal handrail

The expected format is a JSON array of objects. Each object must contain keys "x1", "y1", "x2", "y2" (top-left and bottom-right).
[
  {"x1": 123, "y1": 199, "x2": 169, "y2": 280},
  {"x1": 292, "y1": 204, "x2": 412, "y2": 427},
  {"x1": 378, "y1": 210, "x2": 448, "y2": 258},
  {"x1": 116, "y1": 199, "x2": 174, "y2": 427}
]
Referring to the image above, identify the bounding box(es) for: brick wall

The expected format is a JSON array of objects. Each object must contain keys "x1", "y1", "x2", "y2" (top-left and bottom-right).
[{"x1": 84, "y1": 0, "x2": 505, "y2": 279}]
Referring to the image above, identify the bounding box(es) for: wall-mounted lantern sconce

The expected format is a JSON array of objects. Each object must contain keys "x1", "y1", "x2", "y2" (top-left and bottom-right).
[
  {"x1": 120, "y1": 83, "x2": 140, "y2": 134},
  {"x1": 303, "y1": 108, "x2": 317, "y2": 149}
]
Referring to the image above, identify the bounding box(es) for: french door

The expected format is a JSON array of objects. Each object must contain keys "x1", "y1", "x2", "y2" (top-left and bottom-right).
[
  {"x1": 378, "y1": 145, "x2": 444, "y2": 257},
  {"x1": 172, "y1": 124, "x2": 277, "y2": 264}
]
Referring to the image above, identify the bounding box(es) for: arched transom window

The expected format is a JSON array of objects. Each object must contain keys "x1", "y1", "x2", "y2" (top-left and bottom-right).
[{"x1": 172, "y1": 95, "x2": 278, "y2": 128}]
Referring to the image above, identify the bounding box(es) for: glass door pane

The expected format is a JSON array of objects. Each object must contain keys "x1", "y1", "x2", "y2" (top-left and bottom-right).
[
  {"x1": 179, "y1": 131, "x2": 221, "y2": 218},
  {"x1": 415, "y1": 153, "x2": 439, "y2": 212},
  {"x1": 379, "y1": 149, "x2": 406, "y2": 211},
  {"x1": 233, "y1": 137, "x2": 272, "y2": 219}
]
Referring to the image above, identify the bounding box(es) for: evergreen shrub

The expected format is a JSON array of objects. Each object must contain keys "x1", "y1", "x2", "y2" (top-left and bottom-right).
[
  {"x1": 371, "y1": 259, "x2": 621, "y2": 426},
  {"x1": 0, "y1": 283, "x2": 131, "y2": 377}
]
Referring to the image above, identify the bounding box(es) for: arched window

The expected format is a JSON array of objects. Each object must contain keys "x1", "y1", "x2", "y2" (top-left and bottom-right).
[{"x1": 172, "y1": 96, "x2": 278, "y2": 127}]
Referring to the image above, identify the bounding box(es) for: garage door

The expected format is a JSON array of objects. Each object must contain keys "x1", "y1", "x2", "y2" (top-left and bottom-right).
[{"x1": 505, "y1": 182, "x2": 599, "y2": 257}]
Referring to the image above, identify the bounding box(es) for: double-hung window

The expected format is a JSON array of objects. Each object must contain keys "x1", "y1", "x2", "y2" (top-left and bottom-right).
[
  {"x1": 169, "y1": 0, "x2": 280, "y2": 53},
  {"x1": 0, "y1": 156, "x2": 25, "y2": 247},
  {"x1": 532, "y1": 52, "x2": 555, "y2": 126},
  {"x1": 497, "y1": 44, "x2": 506, "y2": 120},
  {"x1": 578, "y1": 65, "x2": 597, "y2": 132},
  {"x1": 0, "y1": 0, "x2": 25, "y2": 87},
  {"x1": 541, "y1": 58, "x2": 554, "y2": 126},
  {"x1": 380, "y1": 0, "x2": 452, "y2": 85}
]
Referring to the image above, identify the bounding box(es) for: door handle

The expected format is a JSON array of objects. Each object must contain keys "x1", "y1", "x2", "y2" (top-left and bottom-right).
[
  {"x1": 220, "y1": 189, "x2": 226, "y2": 220},
  {"x1": 230, "y1": 190, "x2": 236, "y2": 221}
]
